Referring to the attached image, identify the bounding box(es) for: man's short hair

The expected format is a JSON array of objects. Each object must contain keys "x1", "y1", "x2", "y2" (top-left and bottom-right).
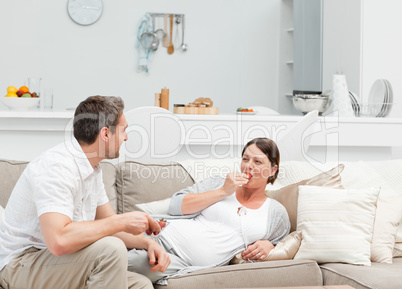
[{"x1": 73, "y1": 95, "x2": 125, "y2": 145}]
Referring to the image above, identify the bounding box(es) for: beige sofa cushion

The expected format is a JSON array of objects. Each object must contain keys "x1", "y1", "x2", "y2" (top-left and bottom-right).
[
  {"x1": 295, "y1": 186, "x2": 380, "y2": 266},
  {"x1": 371, "y1": 194, "x2": 402, "y2": 263},
  {"x1": 0, "y1": 159, "x2": 118, "y2": 213},
  {"x1": 321, "y1": 258, "x2": 402, "y2": 289},
  {"x1": 230, "y1": 231, "x2": 302, "y2": 264},
  {"x1": 266, "y1": 164, "x2": 344, "y2": 232},
  {"x1": 115, "y1": 162, "x2": 194, "y2": 214},
  {"x1": 99, "y1": 162, "x2": 118, "y2": 213},
  {"x1": 155, "y1": 259, "x2": 322, "y2": 289},
  {"x1": 0, "y1": 159, "x2": 29, "y2": 208}
]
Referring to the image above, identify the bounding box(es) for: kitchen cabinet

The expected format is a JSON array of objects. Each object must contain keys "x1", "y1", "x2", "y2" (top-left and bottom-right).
[
  {"x1": 293, "y1": 0, "x2": 323, "y2": 94},
  {"x1": 280, "y1": 0, "x2": 401, "y2": 118},
  {"x1": 278, "y1": 0, "x2": 324, "y2": 114}
]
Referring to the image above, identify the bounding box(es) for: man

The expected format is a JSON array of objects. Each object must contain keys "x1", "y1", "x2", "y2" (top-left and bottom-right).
[{"x1": 0, "y1": 96, "x2": 170, "y2": 289}]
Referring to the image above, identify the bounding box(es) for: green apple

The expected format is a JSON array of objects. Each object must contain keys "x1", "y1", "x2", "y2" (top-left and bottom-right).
[{"x1": 21, "y1": 93, "x2": 32, "y2": 98}]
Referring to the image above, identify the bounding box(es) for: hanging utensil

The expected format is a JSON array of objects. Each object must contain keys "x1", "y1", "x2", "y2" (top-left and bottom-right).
[
  {"x1": 154, "y1": 15, "x2": 166, "y2": 41},
  {"x1": 167, "y1": 14, "x2": 174, "y2": 54},
  {"x1": 180, "y1": 15, "x2": 188, "y2": 51},
  {"x1": 140, "y1": 15, "x2": 159, "y2": 51},
  {"x1": 140, "y1": 31, "x2": 159, "y2": 51},
  {"x1": 174, "y1": 15, "x2": 181, "y2": 49},
  {"x1": 162, "y1": 14, "x2": 170, "y2": 48}
]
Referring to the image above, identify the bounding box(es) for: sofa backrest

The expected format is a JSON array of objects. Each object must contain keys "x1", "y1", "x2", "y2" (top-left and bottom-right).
[
  {"x1": 0, "y1": 159, "x2": 29, "y2": 208},
  {"x1": 0, "y1": 159, "x2": 195, "y2": 215},
  {"x1": 0, "y1": 159, "x2": 119, "y2": 213},
  {"x1": 115, "y1": 161, "x2": 195, "y2": 214},
  {"x1": 99, "y1": 162, "x2": 118, "y2": 213}
]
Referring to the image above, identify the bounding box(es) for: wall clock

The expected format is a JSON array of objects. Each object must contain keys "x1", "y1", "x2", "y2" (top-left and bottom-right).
[{"x1": 67, "y1": 0, "x2": 103, "y2": 26}]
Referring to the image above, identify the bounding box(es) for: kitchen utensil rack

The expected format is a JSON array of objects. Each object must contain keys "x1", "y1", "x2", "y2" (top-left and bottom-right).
[
  {"x1": 147, "y1": 12, "x2": 188, "y2": 53},
  {"x1": 148, "y1": 12, "x2": 185, "y2": 18}
]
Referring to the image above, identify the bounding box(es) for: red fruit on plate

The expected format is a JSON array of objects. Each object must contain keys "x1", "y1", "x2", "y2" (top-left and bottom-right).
[
  {"x1": 158, "y1": 221, "x2": 166, "y2": 229},
  {"x1": 146, "y1": 229, "x2": 152, "y2": 235},
  {"x1": 245, "y1": 172, "x2": 252, "y2": 179},
  {"x1": 16, "y1": 90, "x2": 24, "y2": 97}
]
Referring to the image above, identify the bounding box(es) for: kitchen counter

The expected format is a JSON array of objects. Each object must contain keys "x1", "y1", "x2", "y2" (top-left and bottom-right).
[{"x1": 0, "y1": 110, "x2": 401, "y2": 161}]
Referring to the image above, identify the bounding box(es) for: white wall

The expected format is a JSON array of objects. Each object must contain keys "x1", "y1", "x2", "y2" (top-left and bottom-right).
[
  {"x1": 361, "y1": 0, "x2": 402, "y2": 117},
  {"x1": 322, "y1": 0, "x2": 402, "y2": 118},
  {"x1": 0, "y1": 0, "x2": 281, "y2": 114},
  {"x1": 322, "y1": 0, "x2": 362, "y2": 97}
]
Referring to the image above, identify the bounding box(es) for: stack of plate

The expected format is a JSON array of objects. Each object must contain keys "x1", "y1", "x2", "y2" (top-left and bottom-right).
[
  {"x1": 349, "y1": 91, "x2": 360, "y2": 116},
  {"x1": 350, "y1": 79, "x2": 394, "y2": 117},
  {"x1": 367, "y1": 79, "x2": 393, "y2": 117}
]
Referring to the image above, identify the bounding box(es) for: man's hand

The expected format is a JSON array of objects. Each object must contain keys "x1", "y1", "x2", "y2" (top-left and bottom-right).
[
  {"x1": 241, "y1": 240, "x2": 274, "y2": 260},
  {"x1": 120, "y1": 211, "x2": 161, "y2": 236},
  {"x1": 146, "y1": 239, "x2": 171, "y2": 272}
]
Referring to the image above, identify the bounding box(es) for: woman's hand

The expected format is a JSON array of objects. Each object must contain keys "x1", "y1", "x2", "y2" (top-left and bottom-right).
[
  {"x1": 241, "y1": 240, "x2": 274, "y2": 261},
  {"x1": 180, "y1": 172, "x2": 249, "y2": 215},
  {"x1": 221, "y1": 172, "x2": 249, "y2": 196},
  {"x1": 146, "y1": 239, "x2": 171, "y2": 272}
]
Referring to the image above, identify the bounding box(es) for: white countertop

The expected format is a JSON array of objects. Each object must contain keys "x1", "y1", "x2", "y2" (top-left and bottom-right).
[
  {"x1": 0, "y1": 109, "x2": 400, "y2": 161},
  {"x1": 1, "y1": 109, "x2": 401, "y2": 124},
  {"x1": 0, "y1": 110, "x2": 75, "y2": 118}
]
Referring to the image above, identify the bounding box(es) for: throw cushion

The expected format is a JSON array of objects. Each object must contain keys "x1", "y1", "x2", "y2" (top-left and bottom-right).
[
  {"x1": 394, "y1": 243, "x2": 402, "y2": 257},
  {"x1": 397, "y1": 224, "x2": 402, "y2": 244},
  {"x1": 371, "y1": 194, "x2": 402, "y2": 263},
  {"x1": 230, "y1": 231, "x2": 302, "y2": 264},
  {"x1": 136, "y1": 198, "x2": 172, "y2": 215},
  {"x1": 0, "y1": 205, "x2": 4, "y2": 223},
  {"x1": 266, "y1": 164, "x2": 344, "y2": 232},
  {"x1": 115, "y1": 162, "x2": 194, "y2": 214},
  {"x1": 294, "y1": 186, "x2": 380, "y2": 266}
]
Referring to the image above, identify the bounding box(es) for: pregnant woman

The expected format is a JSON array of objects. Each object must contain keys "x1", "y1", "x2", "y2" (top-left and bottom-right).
[{"x1": 127, "y1": 137, "x2": 290, "y2": 284}]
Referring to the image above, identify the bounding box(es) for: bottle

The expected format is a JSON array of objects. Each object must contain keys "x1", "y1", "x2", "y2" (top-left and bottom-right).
[
  {"x1": 160, "y1": 88, "x2": 169, "y2": 110},
  {"x1": 154, "y1": 93, "x2": 161, "y2": 107}
]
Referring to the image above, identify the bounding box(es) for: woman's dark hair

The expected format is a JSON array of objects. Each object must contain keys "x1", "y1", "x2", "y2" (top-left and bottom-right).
[
  {"x1": 73, "y1": 95, "x2": 124, "y2": 145},
  {"x1": 241, "y1": 138, "x2": 280, "y2": 184}
]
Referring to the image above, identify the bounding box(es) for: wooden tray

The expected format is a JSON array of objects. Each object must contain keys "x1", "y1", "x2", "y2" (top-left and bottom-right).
[{"x1": 174, "y1": 107, "x2": 219, "y2": 115}]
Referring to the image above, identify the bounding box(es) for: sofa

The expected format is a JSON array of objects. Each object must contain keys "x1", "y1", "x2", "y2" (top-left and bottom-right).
[{"x1": 1, "y1": 158, "x2": 402, "y2": 289}]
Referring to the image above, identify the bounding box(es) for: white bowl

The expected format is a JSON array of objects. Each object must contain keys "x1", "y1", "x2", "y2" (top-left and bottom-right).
[{"x1": 2, "y1": 97, "x2": 40, "y2": 110}]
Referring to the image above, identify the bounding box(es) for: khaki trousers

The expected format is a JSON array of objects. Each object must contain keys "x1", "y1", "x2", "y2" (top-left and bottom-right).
[{"x1": 0, "y1": 236, "x2": 153, "y2": 289}]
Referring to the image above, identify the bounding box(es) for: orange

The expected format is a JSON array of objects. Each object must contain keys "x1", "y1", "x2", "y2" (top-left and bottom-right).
[{"x1": 19, "y1": 86, "x2": 29, "y2": 93}]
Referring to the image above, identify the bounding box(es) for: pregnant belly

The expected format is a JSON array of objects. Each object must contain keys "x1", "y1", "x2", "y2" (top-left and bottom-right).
[{"x1": 161, "y1": 219, "x2": 244, "y2": 266}]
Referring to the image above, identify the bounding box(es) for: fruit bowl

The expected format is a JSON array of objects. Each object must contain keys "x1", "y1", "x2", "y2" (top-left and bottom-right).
[{"x1": 2, "y1": 97, "x2": 40, "y2": 110}]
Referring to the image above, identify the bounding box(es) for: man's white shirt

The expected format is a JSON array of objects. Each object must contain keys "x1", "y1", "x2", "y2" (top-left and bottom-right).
[{"x1": 0, "y1": 138, "x2": 109, "y2": 271}]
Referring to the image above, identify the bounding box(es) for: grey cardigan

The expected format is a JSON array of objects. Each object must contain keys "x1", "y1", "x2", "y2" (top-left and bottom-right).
[{"x1": 155, "y1": 176, "x2": 290, "y2": 285}]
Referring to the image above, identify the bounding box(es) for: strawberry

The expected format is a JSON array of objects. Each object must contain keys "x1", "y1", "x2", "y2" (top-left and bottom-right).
[
  {"x1": 146, "y1": 218, "x2": 167, "y2": 236},
  {"x1": 244, "y1": 172, "x2": 252, "y2": 180}
]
